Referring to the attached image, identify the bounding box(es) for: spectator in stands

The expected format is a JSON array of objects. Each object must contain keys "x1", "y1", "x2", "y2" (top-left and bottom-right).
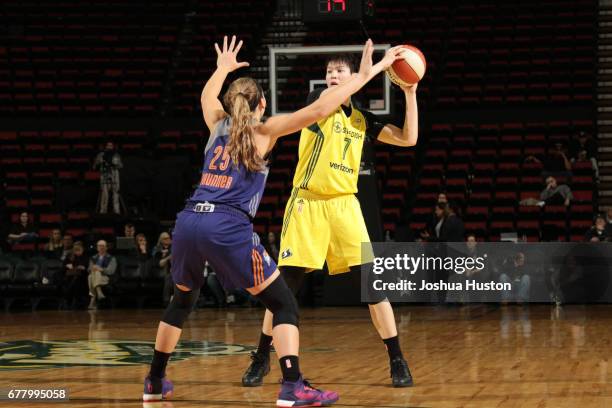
[
  {"x1": 134, "y1": 232, "x2": 151, "y2": 277},
  {"x1": 440, "y1": 201, "x2": 465, "y2": 242},
  {"x1": 584, "y1": 214, "x2": 608, "y2": 242},
  {"x1": 499, "y1": 252, "x2": 531, "y2": 303},
  {"x1": 44, "y1": 229, "x2": 64, "y2": 259},
  {"x1": 540, "y1": 176, "x2": 573, "y2": 206},
  {"x1": 525, "y1": 143, "x2": 572, "y2": 178},
  {"x1": 421, "y1": 202, "x2": 447, "y2": 241},
  {"x1": 93, "y1": 141, "x2": 123, "y2": 215},
  {"x1": 123, "y1": 222, "x2": 136, "y2": 238},
  {"x1": 606, "y1": 208, "x2": 612, "y2": 236},
  {"x1": 63, "y1": 241, "x2": 89, "y2": 309},
  {"x1": 60, "y1": 234, "x2": 74, "y2": 261},
  {"x1": 87, "y1": 239, "x2": 117, "y2": 309},
  {"x1": 419, "y1": 202, "x2": 445, "y2": 241},
  {"x1": 153, "y1": 232, "x2": 173, "y2": 306},
  {"x1": 7, "y1": 211, "x2": 38, "y2": 244},
  {"x1": 569, "y1": 131, "x2": 598, "y2": 179},
  {"x1": 570, "y1": 131, "x2": 597, "y2": 159},
  {"x1": 520, "y1": 176, "x2": 573, "y2": 207},
  {"x1": 135, "y1": 233, "x2": 149, "y2": 256},
  {"x1": 264, "y1": 231, "x2": 279, "y2": 263},
  {"x1": 446, "y1": 233, "x2": 488, "y2": 303},
  {"x1": 437, "y1": 192, "x2": 448, "y2": 204}
]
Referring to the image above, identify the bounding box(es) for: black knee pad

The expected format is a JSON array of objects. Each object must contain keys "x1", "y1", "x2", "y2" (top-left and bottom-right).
[
  {"x1": 256, "y1": 276, "x2": 299, "y2": 328},
  {"x1": 161, "y1": 286, "x2": 199, "y2": 329},
  {"x1": 280, "y1": 266, "x2": 306, "y2": 296}
]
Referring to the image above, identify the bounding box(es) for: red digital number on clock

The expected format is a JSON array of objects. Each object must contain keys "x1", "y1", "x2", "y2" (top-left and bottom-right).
[{"x1": 319, "y1": 0, "x2": 347, "y2": 13}]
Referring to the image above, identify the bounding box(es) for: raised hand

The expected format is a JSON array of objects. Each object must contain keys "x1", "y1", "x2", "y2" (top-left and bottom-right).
[
  {"x1": 358, "y1": 40, "x2": 405, "y2": 81},
  {"x1": 214, "y1": 35, "x2": 250, "y2": 72},
  {"x1": 378, "y1": 45, "x2": 406, "y2": 71},
  {"x1": 357, "y1": 39, "x2": 375, "y2": 79}
]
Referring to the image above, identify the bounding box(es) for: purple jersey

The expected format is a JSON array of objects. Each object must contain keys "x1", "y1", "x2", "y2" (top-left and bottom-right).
[{"x1": 190, "y1": 117, "x2": 268, "y2": 218}]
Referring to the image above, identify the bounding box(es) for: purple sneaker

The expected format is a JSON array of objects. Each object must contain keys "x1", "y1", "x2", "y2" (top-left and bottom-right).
[
  {"x1": 276, "y1": 376, "x2": 339, "y2": 407},
  {"x1": 143, "y1": 376, "x2": 174, "y2": 402}
]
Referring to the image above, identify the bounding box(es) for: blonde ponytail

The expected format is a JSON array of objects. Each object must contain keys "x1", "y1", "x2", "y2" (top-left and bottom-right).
[{"x1": 223, "y1": 77, "x2": 266, "y2": 172}]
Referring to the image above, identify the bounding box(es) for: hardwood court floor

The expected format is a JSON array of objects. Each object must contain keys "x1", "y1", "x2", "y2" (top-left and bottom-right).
[{"x1": 1, "y1": 305, "x2": 611, "y2": 407}]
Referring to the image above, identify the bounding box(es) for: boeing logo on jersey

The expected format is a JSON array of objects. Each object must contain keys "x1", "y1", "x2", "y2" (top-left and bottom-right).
[
  {"x1": 332, "y1": 122, "x2": 363, "y2": 140},
  {"x1": 329, "y1": 161, "x2": 355, "y2": 174},
  {"x1": 281, "y1": 249, "x2": 293, "y2": 259}
]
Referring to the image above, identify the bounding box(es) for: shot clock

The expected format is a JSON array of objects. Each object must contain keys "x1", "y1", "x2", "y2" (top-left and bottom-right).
[{"x1": 303, "y1": 0, "x2": 375, "y2": 23}]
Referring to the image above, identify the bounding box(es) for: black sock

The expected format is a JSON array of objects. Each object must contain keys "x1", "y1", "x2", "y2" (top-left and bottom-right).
[
  {"x1": 383, "y1": 336, "x2": 403, "y2": 360},
  {"x1": 256, "y1": 332, "x2": 273, "y2": 356},
  {"x1": 279, "y1": 355, "x2": 300, "y2": 382},
  {"x1": 149, "y1": 349, "x2": 171, "y2": 379}
]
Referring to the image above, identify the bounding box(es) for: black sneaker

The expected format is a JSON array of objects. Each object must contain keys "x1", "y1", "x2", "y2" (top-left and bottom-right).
[
  {"x1": 241, "y1": 351, "x2": 270, "y2": 387},
  {"x1": 390, "y1": 357, "x2": 413, "y2": 387}
]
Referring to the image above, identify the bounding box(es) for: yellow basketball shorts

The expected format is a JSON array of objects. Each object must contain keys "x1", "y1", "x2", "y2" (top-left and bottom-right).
[{"x1": 278, "y1": 188, "x2": 374, "y2": 274}]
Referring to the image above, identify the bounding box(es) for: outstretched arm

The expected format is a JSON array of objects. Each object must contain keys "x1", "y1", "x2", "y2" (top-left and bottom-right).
[
  {"x1": 201, "y1": 35, "x2": 250, "y2": 133},
  {"x1": 259, "y1": 41, "x2": 405, "y2": 148},
  {"x1": 377, "y1": 84, "x2": 418, "y2": 147}
]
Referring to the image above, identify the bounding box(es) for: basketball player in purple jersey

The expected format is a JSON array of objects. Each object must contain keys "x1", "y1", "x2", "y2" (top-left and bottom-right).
[{"x1": 142, "y1": 35, "x2": 404, "y2": 407}]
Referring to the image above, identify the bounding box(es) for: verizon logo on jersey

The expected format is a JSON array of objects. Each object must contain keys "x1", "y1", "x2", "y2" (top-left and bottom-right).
[
  {"x1": 200, "y1": 172, "x2": 234, "y2": 189},
  {"x1": 329, "y1": 161, "x2": 354, "y2": 174}
]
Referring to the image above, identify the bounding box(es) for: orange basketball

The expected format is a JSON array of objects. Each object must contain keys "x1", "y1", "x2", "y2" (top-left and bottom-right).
[{"x1": 386, "y1": 45, "x2": 426, "y2": 87}]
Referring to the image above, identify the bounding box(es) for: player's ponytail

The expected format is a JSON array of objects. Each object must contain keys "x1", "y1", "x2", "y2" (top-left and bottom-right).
[{"x1": 223, "y1": 77, "x2": 266, "y2": 172}]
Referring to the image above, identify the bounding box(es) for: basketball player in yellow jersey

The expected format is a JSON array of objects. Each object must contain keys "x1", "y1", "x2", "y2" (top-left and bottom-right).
[{"x1": 242, "y1": 51, "x2": 419, "y2": 388}]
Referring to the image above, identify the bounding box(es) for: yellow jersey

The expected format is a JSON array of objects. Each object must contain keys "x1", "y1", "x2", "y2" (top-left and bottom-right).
[{"x1": 291, "y1": 104, "x2": 371, "y2": 196}]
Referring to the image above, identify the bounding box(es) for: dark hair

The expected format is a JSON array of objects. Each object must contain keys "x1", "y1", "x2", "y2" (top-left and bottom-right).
[
  {"x1": 223, "y1": 77, "x2": 266, "y2": 172},
  {"x1": 325, "y1": 53, "x2": 356, "y2": 73}
]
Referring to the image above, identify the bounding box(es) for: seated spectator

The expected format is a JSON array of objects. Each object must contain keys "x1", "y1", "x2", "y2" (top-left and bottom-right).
[
  {"x1": 446, "y1": 233, "x2": 490, "y2": 303},
  {"x1": 122, "y1": 223, "x2": 135, "y2": 238},
  {"x1": 499, "y1": 252, "x2": 531, "y2": 303},
  {"x1": 570, "y1": 131, "x2": 597, "y2": 160},
  {"x1": 152, "y1": 232, "x2": 173, "y2": 306},
  {"x1": 87, "y1": 240, "x2": 117, "y2": 310},
  {"x1": 44, "y1": 229, "x2": 64, "y2": 259},
  {"x1": 525, "y1": 144, "x2": 572, "y2": 178},
  {"x1": 7, "y1": 211, "x2": 38, "y2": 244},
  {"x1": 569, "y1": 131, "x2": 598, "y2": 179},
  {"x1": 62, "y1": 241, "x2": 89, "y2": 308},
  {"x1": 264, "y1": 231, "x2": 279, "y2": 263},
  {"x1": 135, "y1": 233, "x2": 149, "y2": 260},
  {"x1": 606, "y1": 208, "x2": 612, "y2": 237},
  {"x1": 134, "y1": 233, "x2": 151, "y2": 277},
  {"x1": 114, "y1": 223, "x2": 137, "y2": 253},
  {"x1": 520, "y1": 176, "x2": 573, "y2": 207},
  {"x1": 540, "y1": 176, "x2": 573, "y2": 206},
  {"x1": 60, "y1": 234, "x2": 74, "y2": 262},
  {"x1": 585, "y1": 214, "x2": 608, "y2": 242}
]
